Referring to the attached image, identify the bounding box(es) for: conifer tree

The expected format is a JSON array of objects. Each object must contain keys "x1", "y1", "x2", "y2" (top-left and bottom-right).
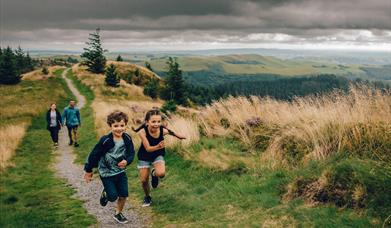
[
  {"x1": 116, "y1": 55, "x2": 123, "y2": 62},
  {"x1": 143, "y1": 78, "x2": 159, "y2": 99},
  {"x1": 14, "y1": 46, "x2": 25, "y2": 74},
  {"x1": 133, "y1": 68, "x2": 142, "y2": 85},
  {"x1": 81, "y1": 28, "x2": 106, "y2": 74},
  {"x1": 145, "y1": 61, "x2": 153, "y2": 72},
  {"x1": 161, "y1": 57, "x2": 187, "y2": 105},
  {"x1": 105, "y1": 64, "x2": 120, "y2": 87},
  {"x1": 42, "y1": 66, "x2": 49, "y2": 75},
  {"x1": 0, "y1": 47, "x2": 21, "y2": 84}
]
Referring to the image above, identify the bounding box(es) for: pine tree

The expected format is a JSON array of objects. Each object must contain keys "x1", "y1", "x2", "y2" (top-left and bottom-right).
[
  {"x1": 14, "y1": 46, "x2": 25, "y2": 74},
  {"x1": 161, "y1": 57, "x2": 187, "y2": 105},
  {"x1": 25, "y1": 53, "x2": 35, "y2": 72},
  {"x1": 105, "y1": 64, "x2": 120, "y2": 87},
  {"x1": 0, "y1": 47, "x2": 21, "y2": 84},
  {"x1": 42, "y1": 66, "x2": 49, "y2": 75},
  {"x1": 123, "y1": 72, "x2": 133, "y2": 84},
  {"x1": 145, "y1": 61, "x2": 153, "y2": 72},
  {"x1": 116, "y1": 55, "x2": 123, "y2": 62},
  {"x1": 143, "y1": 78, "x2": 159, "y2": 99},
  {"x1": 81, "y1": 28, "x2": 107, "y2": 74},
  {"x1": 133, "y1": 68, "x2": 142, "y2": 85}
]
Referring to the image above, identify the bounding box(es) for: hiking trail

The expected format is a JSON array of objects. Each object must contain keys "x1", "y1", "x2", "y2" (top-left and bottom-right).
[{"x1": 54, "y1": 68, "x2": 145, "y2": 227}]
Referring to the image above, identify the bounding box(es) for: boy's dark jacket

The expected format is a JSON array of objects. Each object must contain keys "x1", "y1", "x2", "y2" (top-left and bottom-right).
[
  {"x1": 84, "y1": 132, "x2": 135, "y2": 173},
  {"x1": 46, "y1": 109, "x2": 62, "y2": 130}
]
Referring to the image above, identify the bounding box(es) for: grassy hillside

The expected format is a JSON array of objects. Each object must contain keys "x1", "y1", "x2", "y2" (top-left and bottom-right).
[
  {"x1": 0, "y1": 67, "x2": 66, "y2": 169},
  {"x1": 130, "y1": 54, "x2": 368, "y2": 78},
  {"x1": 68, "y1": 62, "x2": 391, "y2": 227},
  {"x1": 0, "y1": 69, "x2": 95, "y2": 227}
]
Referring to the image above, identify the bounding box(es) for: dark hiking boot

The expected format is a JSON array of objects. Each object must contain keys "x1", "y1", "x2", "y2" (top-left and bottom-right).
[
  {"x1": 142, "y1": 196, "x2": 152, "y2": 207},
  {"x1": 100, "y1": 190, "x2": 108, "y2": 207},
  {"x1": 113, "y1": 212, "x2": 129, "y2": 224},
  {"x1": 151, "y1": 169, "x2": 159, "y2": 189}
]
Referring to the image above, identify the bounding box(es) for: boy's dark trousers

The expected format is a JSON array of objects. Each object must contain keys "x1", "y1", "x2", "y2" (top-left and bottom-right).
[{"x1": 48, "y1": 127, "x2": 59, "y2": 143}]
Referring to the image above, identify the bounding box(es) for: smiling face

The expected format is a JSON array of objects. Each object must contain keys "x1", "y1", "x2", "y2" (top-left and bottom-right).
[
  {"x1": 147, "y1": 115, "x2": 162, "y2": 130},
  {"x1": 110, "y1": 119, "x2": 126, "y2": 138},
  {"x1": 50, "y1": 103, "x2": 56, "y2": 110}
]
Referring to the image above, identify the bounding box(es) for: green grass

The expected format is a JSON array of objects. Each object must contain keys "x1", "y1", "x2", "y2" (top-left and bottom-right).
[
  {"x1": 126, "y1": 139, "x2": 383, "y2": 227},
  {"x1": 138, "y1": 55, "x2": 368, "y2": 77},
  {"x1": 65, "y1": 69, "x2": 98, "y2": 164},
  {"x1": 0, "y1": 78, "x2": 68, "y2": 127},
  {"x1": 0, "y1": 71, "x2": 96, "y2": 227},
  {"x1": 65, "y1": 67, "x2": 388, "y2": 227}
]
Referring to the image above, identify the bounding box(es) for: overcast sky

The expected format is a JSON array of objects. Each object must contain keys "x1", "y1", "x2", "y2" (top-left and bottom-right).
[{"x1": 1, "y1": 0, "x2": 390, "y2": 51}]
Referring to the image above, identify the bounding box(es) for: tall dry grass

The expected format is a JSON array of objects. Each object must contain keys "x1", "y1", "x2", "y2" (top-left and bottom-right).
[
  {"x1": 91, "y1": 100, "x2": 200, "y2": 148},
  {"x1": 1, "y1": 71, "x2": 67, "y2": 169},
  {"x1": 72, "y1": 63, "x2": 155, "y2": 101},
  {"x1": 22, "y1": 66, "x2": 65, "y2": 80},
  {"x1": 0, "y1": 123, "x2": 28, "y2": 169},
  {"x1": 199, "y1": 86, "x2": 391, "y2": 167}
]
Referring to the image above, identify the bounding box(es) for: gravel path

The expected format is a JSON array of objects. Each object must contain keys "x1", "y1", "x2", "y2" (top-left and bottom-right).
[{"x1": 54, "y1": 68, "x2": 145, "y2": 227}]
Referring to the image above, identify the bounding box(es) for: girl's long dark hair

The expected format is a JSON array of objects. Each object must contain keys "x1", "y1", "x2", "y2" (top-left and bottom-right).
[{"x1": 132, "y1": 109, "x2": 178, "y2": 138}]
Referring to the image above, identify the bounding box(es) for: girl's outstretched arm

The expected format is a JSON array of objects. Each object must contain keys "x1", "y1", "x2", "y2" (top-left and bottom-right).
[
  {"x1": 132, "y1": 123, "x2": 146, "y2": 132},
  {"x1": 163, "y1": 128, "x2": 186, "y2": 140}
]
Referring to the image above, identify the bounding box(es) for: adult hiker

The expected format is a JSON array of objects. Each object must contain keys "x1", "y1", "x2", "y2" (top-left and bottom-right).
[
  {"x1": 46, "y1": 103, "x2": 62, "y2": 146},
  {"x1": 62, "y1": 100, "x2": 81, "y2": 147}
]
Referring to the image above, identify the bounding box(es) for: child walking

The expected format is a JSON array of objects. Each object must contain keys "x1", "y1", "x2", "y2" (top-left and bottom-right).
[
  {"x1": 136, "y1": 109, "x2": 186, "y2": 207},
  {"x1": 84, "y1": 111, "x2": 135, "y2": 224}
]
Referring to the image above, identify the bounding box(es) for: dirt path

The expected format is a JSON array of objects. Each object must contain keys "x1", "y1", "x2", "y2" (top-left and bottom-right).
[{"x1": 54, "y1": 68, "x2": 145, "y2": 227}]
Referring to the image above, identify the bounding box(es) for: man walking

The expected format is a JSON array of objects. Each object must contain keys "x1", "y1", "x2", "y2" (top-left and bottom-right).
[{"x1": 63, "y1": 100, "x2": 81, "y2": 147}]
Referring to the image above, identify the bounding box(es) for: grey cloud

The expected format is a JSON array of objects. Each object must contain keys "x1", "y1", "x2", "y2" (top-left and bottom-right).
[
  {"x1": 2, "y1": 0, "x2": 390, "y2": 31},
  {"x1": 1, "y1": 0, "x2": 390, "y2": 50}
]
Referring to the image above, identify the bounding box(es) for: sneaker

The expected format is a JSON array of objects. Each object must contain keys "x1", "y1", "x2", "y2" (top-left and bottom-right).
[
  {"x1": 100, "y1": 190, "x2": 108, "y2": 207},
  {"x1": 151, "y1": 169, "x2": 159, "y2": 189},
  {"x1": 74, "y1": 142, "x2": 79, "y2": 147},
  {"x1": 113, "y1": 212, "x2": 129, "y2": 224},
  {"x1": 54, "y1": 142, "x2": 58, "y2": 146},
  {"x1": 142, "y1": 196, "x2": 152, "y2": 207}
]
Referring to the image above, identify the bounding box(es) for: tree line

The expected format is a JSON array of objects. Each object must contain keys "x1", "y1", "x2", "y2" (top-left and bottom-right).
[{"x1": 0, "y1": 46, "x2": 36, "y2": 84}]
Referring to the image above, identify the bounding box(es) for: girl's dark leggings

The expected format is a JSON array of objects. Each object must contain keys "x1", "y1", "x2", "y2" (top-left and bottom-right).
[{"x1": 49, "y1": 127, "x2": 59, "y2": 143}]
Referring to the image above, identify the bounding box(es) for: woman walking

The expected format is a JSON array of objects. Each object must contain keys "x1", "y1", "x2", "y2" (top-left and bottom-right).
[{"x1": 46, "y1": 103, "x2": 62, "y2": 146}]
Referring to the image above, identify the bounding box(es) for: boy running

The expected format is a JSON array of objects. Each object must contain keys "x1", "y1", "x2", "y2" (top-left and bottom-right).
[{"x1": 84, "y1": 111, "x2": 135, "y2": 224}]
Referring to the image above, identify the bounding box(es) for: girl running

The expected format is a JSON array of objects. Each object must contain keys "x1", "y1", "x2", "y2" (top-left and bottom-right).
[{"x1": 136, "y1": 109, "x2": 186, "y2": 207}]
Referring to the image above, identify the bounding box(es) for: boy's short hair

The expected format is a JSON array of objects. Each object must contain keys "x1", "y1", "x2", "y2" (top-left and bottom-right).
[{"x1": 107, "y1": 110, "x2": 129, "y2": 126}]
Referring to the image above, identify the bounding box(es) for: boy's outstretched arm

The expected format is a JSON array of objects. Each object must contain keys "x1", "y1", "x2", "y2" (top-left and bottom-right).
[{"x1": 83, "y1": 137, "x2": 105, "y2": 182}]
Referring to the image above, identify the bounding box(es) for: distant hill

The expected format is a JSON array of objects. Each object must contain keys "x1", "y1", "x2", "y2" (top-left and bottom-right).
[
  {"x1": 29, "y1": 52, "x2": 390, "y2": 87},
  {"x1": 126, "y1": 54, "x2": 390, "y2": 86}
]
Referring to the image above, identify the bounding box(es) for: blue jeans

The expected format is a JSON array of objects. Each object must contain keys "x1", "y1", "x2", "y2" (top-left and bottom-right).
[{"x1": 100, "y1": 172, "x2": 128, "y2": 202}]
